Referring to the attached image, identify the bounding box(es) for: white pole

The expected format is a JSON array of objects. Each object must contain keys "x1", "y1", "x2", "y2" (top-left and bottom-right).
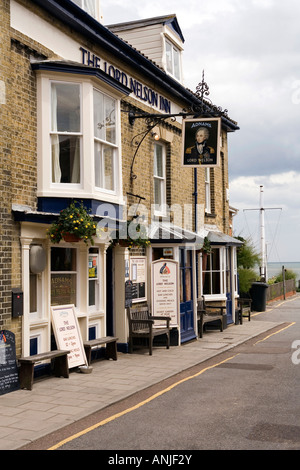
[{"x1": 260, "y1": 185, "x2": 266, "y2": 280}]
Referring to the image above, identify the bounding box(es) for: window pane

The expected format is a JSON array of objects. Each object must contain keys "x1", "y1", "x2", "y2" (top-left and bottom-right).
[
  {"x1": 51, "y1": 248, "x2": 77, "y2": 306},
  {"x1": 104, "y1": 96, "x2": 116, "y2": 144},
  {"x1": 30, "y1": 274, "x2": 37, "y2": 313},
  {"x1": 52, "y1": 135, "x2": 80, "y2": 183},
  {"x1": 94, "y1": 89, "x2": 104, "y2": 140},
  {"x1": 154, "y1": 178, "x2": 162, "y2": 206},
  {"x1": 104, "y1": 146, "x2": 114, "y2": 190},
  {"x1": 94, "y1": 89, "x2": 116, "y2": 144},
  {"x1": 51, "y1": 274, "x2": 77, "y2": 306},
  {"x1": 84, "y1": 0, "x2": 96, "y2": 17},
  {"x1": 154, "y1": 144, "x2": 163, "y2": 177},
  {"x1": 89, "y1": 280, "x2": 96, "y2": 306},
  {"x1": 166, "y1": 41, "x2": 172, "y2": 74},
  {"x1": 51, "y1": 248, "x2": 76, "y2": 271},
  {"x1": 51, "y1": 83, "x2": 80, "y2": 133},
  {"x1": 173, "y1": 47, "x2": 180, "y2": 80},
  {"x1": 94, "y1": 141, "x2": 101, "y2": 188}
]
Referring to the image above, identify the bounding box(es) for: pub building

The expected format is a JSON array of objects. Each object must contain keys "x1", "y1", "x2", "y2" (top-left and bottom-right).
[{"x1": 1, "y1": 0, "x2": 241, "y2": 363}]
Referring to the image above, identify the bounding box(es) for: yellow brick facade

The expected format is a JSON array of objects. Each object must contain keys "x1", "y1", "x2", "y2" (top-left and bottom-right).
[{"x1": 0, "y1": 0, "x2": 239, "y2": 357}]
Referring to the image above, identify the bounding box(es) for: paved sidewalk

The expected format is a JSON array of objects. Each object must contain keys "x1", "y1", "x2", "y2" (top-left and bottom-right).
[{"x1": 0, "y1": 298, "x2": 295, "y2": 450}]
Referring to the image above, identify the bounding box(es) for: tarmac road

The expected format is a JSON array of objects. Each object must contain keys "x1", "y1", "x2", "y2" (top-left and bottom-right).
[
  {"x1": 52, "y1": 322, "x2": 300, "y2": 451},
  {"x1": 10, "y1": 294, "x2": 300, "y2": 452}
]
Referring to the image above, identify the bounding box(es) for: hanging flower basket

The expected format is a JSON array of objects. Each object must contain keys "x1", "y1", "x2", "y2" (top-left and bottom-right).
[
  {"x1": 47, "y1": 201, "x2": 97, "y2": 246},
  {"x1": 110, "y1": 219, "x2": 150, "y2": 250},
  {"x1": 62, "y1": 232, "x2": 82, "y2": 243}
]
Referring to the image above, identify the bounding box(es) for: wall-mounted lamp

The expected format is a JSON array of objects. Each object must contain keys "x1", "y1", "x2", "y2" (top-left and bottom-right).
[{"x1": 151, "y1": 131, "x2": 160, "y2": 141}]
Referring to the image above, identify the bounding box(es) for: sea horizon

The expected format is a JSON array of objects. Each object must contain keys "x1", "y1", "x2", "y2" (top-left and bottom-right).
[{"x1": 267, "y1": 261, "x2": 300, "y2": 280}]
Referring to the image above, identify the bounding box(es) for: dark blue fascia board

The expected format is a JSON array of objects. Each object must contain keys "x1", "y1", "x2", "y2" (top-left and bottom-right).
[
  {"x1": 37, "y1": 197, "x2": 124, "y2": 221},
  {"x1": 30, "y1": 0, "x2": 239, "y2": 131},
  {"x1": 31, "y1": 61, "x2": 131, "y2": 96},
  {"x1": 12, "y1": 197, "x2": 124, "y2": 228}
]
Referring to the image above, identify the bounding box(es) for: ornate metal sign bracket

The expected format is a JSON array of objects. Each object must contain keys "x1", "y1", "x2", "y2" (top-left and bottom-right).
[{"x1": 126, "y1": 71, "x2": 228, "y2": 180}]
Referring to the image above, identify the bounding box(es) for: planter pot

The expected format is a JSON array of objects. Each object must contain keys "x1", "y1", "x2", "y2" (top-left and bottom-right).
[{"x1": 63, "y1": 233, "x2": 82, "y2": 243}]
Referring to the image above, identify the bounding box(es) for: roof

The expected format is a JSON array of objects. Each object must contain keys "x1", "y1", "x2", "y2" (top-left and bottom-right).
[
  {"x1": 149, "y1": 222, "x2": 204, "y2": 246},
  {"x1": 106, "y1": 14, "x2": 185, "y2": 43},
  {"x1": 207, "y1": 231, "x2": 243, "y2": 246},
  {"x1": 30, "y1": 0, "x2": 239, "y2": 131}
]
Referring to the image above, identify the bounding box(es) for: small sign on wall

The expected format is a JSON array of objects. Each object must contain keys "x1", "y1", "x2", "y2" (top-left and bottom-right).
[{"x1": 51, "y1": 305, "x2": 87, "y2": 369}]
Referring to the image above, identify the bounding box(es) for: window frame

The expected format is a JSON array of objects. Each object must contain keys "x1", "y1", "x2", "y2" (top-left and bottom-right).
[
  {"x1": 201, "y1": 247, "x2": 227, "y2": 300},
  {"x1": 50, "y1": 81, "x2": 82, "y2": 187},
  {"x1": 72, "y1": 0, "x2": 101, "y2": 21},
  {"x1": 153, "y1": 141, "x2": 167, "y2": 216},
  {"x1": 36, "y1": 73, "x2": 122, "y2": 203},
  {"x1": 50, "y1": 247, "x2": 78, "y2": 308},
  {"x1": 165, "y1": 38, "x2": 181, "y2": 81}
]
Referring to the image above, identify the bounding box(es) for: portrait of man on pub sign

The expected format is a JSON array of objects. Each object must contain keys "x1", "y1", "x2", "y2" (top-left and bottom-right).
[{"x1": 182, "y1": 118, "x2": 221, "y2": 167}]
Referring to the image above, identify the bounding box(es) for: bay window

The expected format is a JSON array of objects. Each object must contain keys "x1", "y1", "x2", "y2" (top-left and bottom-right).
[{"x1": 37, "y1": 73, "x2": 122, "y2": 202}]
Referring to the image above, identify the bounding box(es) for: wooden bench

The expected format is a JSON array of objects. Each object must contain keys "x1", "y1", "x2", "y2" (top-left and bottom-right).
[
  {"x1": 18, "y1": 350, "x2": 70, "y2": 390},
  {"x1": 127, "y1": 307, "x2": 171, "y2": 355},
  {"x1": 197, "y1": 296, "x2": 226, "y2": 338},
  {"x1": 83, "y1": 336, "x2": 118, "y2": 365},
  {"x1": 236, "y1": 298, "x2": 252, "y2": 324}
]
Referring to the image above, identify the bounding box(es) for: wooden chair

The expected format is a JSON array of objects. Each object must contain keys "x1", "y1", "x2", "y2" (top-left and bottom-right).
[
  {"x1": 127, "y1": 306, "x2": 171, "y2": 355},
  {"x1": 236, "y1": 298, "x2": 252, "y2": 324},
  {"x1": 197, "y1": 296, "x2": 226, "y2": 338}
]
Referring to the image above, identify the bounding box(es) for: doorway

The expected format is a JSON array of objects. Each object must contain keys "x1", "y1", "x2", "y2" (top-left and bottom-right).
[{"x1": 180, "y1": 248, "x2": 196, "y2": 343}]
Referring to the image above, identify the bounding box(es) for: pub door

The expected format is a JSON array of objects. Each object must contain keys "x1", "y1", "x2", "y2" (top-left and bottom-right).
[{"x1": 179, "y1": 248, "x2": 196, "y2": 343}]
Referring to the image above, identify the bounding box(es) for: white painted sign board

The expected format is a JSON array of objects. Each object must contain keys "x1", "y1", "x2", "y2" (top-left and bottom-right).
[
  {"x1": 151, "y1": 259, "x2": 179, "y2": 327},
  {"x1": 51, "y1": 305, "x2": 87, "y2": 369}
]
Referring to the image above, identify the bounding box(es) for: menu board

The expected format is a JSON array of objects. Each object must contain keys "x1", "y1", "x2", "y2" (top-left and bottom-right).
[
  {"x1": 51, "y1": 305, "x2": 87, "y2": 369},
  {"x1": 151, "y1": 260, "x2": 179, "y2": 327},
  {"x1": 0, "y1": 330, "x2": 20, "y2": 395},
  {"x1": 130, "y1": 257, "x2": 147, "y2": 302}
]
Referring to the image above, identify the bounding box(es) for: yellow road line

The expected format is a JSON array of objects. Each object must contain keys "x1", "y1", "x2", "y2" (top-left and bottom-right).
[
  {"x1": 254, "y1": 322, "x2": 295, "y2": 345},
  {"x1": 48, "y1": 354, "x2": 238, "y2": 450}
]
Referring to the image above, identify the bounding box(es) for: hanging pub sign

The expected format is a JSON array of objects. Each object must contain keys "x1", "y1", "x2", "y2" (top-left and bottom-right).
[
  {"x1": 151, "y1": 259, "x2": 179, "y2": 327},
  {"x1": 182, "y1": 117, "x2": 221, "y2": 167}
]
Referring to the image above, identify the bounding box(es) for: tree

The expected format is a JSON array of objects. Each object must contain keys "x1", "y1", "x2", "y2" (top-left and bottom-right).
[{"x1": 236, "y1": 236, "x2": 260, "y2": 295}]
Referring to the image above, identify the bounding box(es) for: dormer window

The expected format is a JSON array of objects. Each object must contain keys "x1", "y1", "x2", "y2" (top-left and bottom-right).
[
  {"x1": 165, "y1": 39, "x2": 181, "y2": 81},
  {"x1": 72, "y1": 0, "x2": 102, "y2": 22}
]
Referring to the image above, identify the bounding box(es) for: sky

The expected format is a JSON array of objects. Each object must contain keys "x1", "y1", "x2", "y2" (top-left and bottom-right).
[{"x1": 101, "y1": 0, "x2": 300, "y2": 262}]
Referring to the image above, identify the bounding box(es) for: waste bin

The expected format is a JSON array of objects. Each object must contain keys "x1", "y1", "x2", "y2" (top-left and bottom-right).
[{"x1": 250, "y1": 282, "x2": 269, "y2": 312}]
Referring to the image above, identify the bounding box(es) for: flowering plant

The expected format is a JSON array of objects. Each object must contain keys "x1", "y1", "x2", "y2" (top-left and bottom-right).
[
  {"x1": 47, "y1": 201, "x2": 97, "y2": 245},
  {"x1": 110, "y1": 219, "x2": 150, "y2": 250}
]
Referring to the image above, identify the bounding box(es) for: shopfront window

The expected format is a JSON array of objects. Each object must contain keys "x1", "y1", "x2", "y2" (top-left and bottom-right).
[
  {"x1": 51, "y1": 248, "x2": 77, "y2": 306},
  {"x1": 89, "y1": 248, "x2": 99, "y2": 310}
]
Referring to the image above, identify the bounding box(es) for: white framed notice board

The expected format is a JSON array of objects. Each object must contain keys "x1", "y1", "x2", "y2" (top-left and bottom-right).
[{"x1": 51, "y1": 304, "x2": 87, "y2": 369}]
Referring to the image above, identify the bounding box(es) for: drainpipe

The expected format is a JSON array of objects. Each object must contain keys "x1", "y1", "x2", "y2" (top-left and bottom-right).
[{"x1": 193, "y1": 168, "x2": 198, "y2": 232}]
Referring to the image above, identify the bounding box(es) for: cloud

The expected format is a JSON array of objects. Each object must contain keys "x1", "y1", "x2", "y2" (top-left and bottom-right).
[{"x1": 102, "y1": 0, "x2": 300, "y2": 261}]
